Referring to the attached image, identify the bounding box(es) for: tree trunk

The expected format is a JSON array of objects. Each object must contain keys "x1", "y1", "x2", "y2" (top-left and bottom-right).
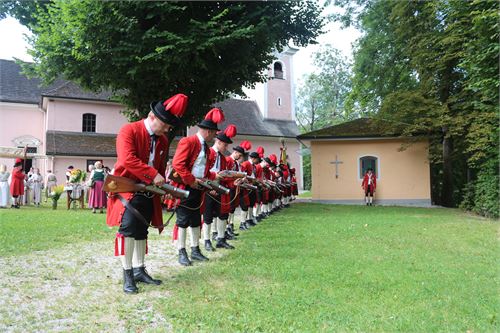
[{"x1": 441, "y1": 129, "x2": 454, "y2": 207}]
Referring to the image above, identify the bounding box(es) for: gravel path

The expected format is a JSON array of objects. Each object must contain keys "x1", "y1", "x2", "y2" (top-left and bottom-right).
[{"x1": 0, "y1": 235, "x2": 193, "y2": 332}]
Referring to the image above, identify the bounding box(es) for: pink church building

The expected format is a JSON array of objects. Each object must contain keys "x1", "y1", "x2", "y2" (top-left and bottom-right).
[{"x1": 0, "y1": 47, "x2": 303, "y2": 189}]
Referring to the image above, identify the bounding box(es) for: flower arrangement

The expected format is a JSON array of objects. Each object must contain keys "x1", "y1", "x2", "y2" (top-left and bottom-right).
[
  {"x1": 49, "y1": 184, "x2": 65, "y2": 209},
  {"x1": 68, "y1": 169, "x2": 87, "y2": 184}
]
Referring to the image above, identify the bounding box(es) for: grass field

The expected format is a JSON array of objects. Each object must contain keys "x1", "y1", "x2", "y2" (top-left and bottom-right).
[{"x1": 0, "y1": 201, "x2": 498, "y2": 332}]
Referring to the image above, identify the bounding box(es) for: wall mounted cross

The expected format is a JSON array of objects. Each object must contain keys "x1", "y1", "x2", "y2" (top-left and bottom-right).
[{"x1": 330, "y1": 155, "x2": 343, "y2": 179}]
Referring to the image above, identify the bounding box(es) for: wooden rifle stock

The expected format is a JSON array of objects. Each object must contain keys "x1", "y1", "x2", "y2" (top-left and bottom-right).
[
  {"x1": 103, "y1": 174, "x2": 165, "y2": 195},
  {"x1": 218, "y1": 170, "x2": 247, "y2": 178}
]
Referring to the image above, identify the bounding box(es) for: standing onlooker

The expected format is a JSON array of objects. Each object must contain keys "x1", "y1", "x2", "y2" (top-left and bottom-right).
[
  {"x1": 85, "y1": 164, "x2": 95, "y2": 204},
  {"x1": 24, "y1": 167, "x2": 34, "y2": 205},
  {"x1": 0, "y1": 164, "x2": 10, "y2": 208},
  {"x1": 88, "y1": 161, "x2": 107, "y2": 213},
  {"x1": 65, "y1": 165, "x2": 74, "y2": 182},
  {"x1": 31, "y1": 168, "x2": 43, "y2": 206},
  {"x1": 45, "y1": 170, "x2": 57, "y2": 202},
  {"x1": 9, "y1": 158, "x2": 25, "y2": 208}
]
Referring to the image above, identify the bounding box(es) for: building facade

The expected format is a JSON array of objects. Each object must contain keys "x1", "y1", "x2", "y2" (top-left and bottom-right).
[{"x1": 298, "y1": 118, "x2": 431, "y2": 206}]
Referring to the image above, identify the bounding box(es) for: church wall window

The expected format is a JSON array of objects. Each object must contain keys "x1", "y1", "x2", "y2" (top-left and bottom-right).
[
  {"x1": 277, "y1": 97, "x2": 282, "y2": 106},
  {"x1": 82, "y1": 113, "x2": 96, "y2": 133},
  {"x1": 359, "y1": 155, "x2": 379, "y2": 179}
]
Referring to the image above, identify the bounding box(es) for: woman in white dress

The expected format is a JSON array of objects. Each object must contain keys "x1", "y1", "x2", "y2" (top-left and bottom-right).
[
  {"x1": 31, "y1": 168, "x2": 43, "y2": 206},
  {"x1": 0, "y1": 164, "x2": 10, "y2": 208}
]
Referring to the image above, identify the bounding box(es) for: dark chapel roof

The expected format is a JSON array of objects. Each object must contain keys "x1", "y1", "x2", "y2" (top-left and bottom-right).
[
  {"x1": 297, "y1": 118, "x2": 401, "y2": 140},
  {"x1": 0, "y1": 59, "x2": 113, "y2": 103}
]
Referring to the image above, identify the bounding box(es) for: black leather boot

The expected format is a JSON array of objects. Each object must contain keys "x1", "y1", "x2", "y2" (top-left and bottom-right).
[
  {"x1": 133, "y1": 266, "x2": 162, "y2": 285},
  {"x1": 204, "y1": 239, "x2": 215, "y2": 252},
  {"x1": 178, "y1": 248, "x2": 192, "y2": 266},
  {"x1": 123, "y1": 269, "x2": 138, "y2": 294},
  {"x1": 216, "y1": 238, "x2": 235, "y2": 249},
  {"x1": 191, "y1": 246, "x2": 209, "y2": 261}
]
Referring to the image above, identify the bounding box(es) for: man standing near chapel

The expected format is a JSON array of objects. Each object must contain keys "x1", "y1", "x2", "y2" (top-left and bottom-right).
[{"x1": 106, "y1": 93, "x2": 188, "y2": 294}]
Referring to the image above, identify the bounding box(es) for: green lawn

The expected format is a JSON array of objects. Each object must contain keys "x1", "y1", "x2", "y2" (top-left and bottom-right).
[{"x1": 0, "y1": 202, "x2": 498, "y2": 332}]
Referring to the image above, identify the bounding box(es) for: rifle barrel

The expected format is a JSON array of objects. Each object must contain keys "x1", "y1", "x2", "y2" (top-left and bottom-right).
[{"x1": 161, "y1": 183, "x2": 190, "y2": 199}]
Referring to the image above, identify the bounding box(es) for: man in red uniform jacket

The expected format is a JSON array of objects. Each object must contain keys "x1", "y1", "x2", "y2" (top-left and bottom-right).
[
  {"x1": 225, "y1": 144, "x2": 245, "y2": 235},
  {"x1": 172, "y1": 108, "x2": 223, "y2": 266},
  {"x1": 10, "y1": 158, "x2": 25, "y2": 208},
  {"x1": 362, "y1": 168, "x2": 377, "y2": 206},
  {"x1": 249, "y1": 150, "x2": 264, "y2": 222},
  {"x1": 203, "y1": 124, "x2": 237, "y2": 251},
  {"x1": 107, "y1": 93, "x2": 188, "y2": 294}
]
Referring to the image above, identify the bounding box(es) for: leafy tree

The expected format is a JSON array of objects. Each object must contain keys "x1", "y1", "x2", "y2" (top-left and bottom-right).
[
  {"x1": 295, "y1": 45, "x2": 352, "y2": 132},
  {"x1": 2, "y1": 0, "x2": 324, "y2": 125}
]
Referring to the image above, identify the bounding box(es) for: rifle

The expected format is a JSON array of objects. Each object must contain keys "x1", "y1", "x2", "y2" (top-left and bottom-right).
[
  {"x1": 218, "y1": 170, "x2": 247, "y2": 178},
  {"x1": 168, "y1": 169, "x2": 229, "y2": 195},
  {"x1": 103, "y1": 174, "x2": 189, "y2": 199},
  {"x1": 265, "y1": 180, "x2": 284, "y2": 193},
  {"x1": 198, "y1": 179, "x2": 230, "y2": 195},
  {"x1": 239, "y1": 182, "x2": 258, "y2": 191}
]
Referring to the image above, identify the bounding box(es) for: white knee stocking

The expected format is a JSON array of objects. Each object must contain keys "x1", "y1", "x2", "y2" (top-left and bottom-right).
[{"x1": 120, "y1": 237, "x2": 135, "y2": 270}]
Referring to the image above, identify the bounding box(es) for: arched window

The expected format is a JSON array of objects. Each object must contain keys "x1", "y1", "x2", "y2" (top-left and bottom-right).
[
  {"x1": 82, "y1": 113, "x2": 96, "y2": 133},
  {"x1": 359, "y1": 155, "x2": 378, "y2": 179},
  {"x1": 277, "y1": 97, "x2": 282, "y2": 106},
  {"x1": 273, "y1": 61, "x2": 284, "y2": 79}
]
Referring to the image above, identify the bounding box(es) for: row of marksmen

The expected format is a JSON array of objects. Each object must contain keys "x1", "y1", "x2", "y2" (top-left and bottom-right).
[{"x1": 106, "y1": 93, "x2": 297, "y2": 294}]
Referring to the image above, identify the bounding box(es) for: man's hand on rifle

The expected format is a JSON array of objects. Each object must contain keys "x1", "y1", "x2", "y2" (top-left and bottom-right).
[
  {"x1": 215, "y1": 172, "x2": 224, "y2": 181},
  {"x1": 153, "y1": 173, "x2": 165, "y2": 186}
]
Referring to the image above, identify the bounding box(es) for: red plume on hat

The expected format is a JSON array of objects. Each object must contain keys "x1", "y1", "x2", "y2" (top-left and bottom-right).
[
  {"x1": 256, "y1": 146, "x2": 264, "y2": 158},
  {"x1": 205, "y1": 108, "x2": 225, "y2": 124},
  {"x1": 224, "y1": 124, "x2": 237, "y2": 139},
  {"x1": 240, "y1": 140, "x2": 252, "y2": 152},
  {"x1": 163, "y1": 93, "x2": 188, "y2": 117},
  {"x1": 269, "y1": 154, "x2": 278, "y2": 165},
  {"x1": 15, "y1": 158, "x2": 22, "y2": 164}
]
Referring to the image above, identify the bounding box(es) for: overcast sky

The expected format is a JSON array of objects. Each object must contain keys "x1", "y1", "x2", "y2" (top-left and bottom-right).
[{"x1": 0, "y1": 15, "x2": 361, "y2": 85}]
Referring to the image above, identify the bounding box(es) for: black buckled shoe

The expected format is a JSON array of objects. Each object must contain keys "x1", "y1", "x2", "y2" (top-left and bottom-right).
[
  {"x1": 239, "y1": 222, "x2": 249, "y2": 231},
  {"x1": 178, "y1": 248, "x2": 192, "y2": 266},
  {"x1": 246, "y1": 219, "x2": 257, "y2": 227},
  {"x1": 225, "y1": 230, "x2": 237, "y2": 240},
  {"x1": 133, "y1": 266, "x2": 162, "y2": 285},
  {"x1": 191, "y1": 246, "x2": 209, "y2": 261},
  {"x1": 211, "y1": 231, "x2": 218, "y2": 241},
  {"x1": 204, "y1": 240, "x2": 216, "y2": 252},
  {"x1": 216, "y1": 238, "x2": 235, "y2": 250},
  {"x1": 123, "y1": 269, "x2": 138, "y2": 294},
  {"x1": 228, "y1": 225, "x2": 239, "y2": 236}
]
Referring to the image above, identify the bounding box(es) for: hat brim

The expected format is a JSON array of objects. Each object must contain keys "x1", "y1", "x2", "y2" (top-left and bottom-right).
[
  {"x1": 233, "y1": 146, "x2": 244, "y2": 154},
  {"x1": 150, "y1": 101, "x2": 181, "y2": 126},
  {"x1": 197, "y1": 121, "x2": 219, "y2": 131},
  {"x1": 216, "y1": 134, "x2": 232, "y2": 144}
]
